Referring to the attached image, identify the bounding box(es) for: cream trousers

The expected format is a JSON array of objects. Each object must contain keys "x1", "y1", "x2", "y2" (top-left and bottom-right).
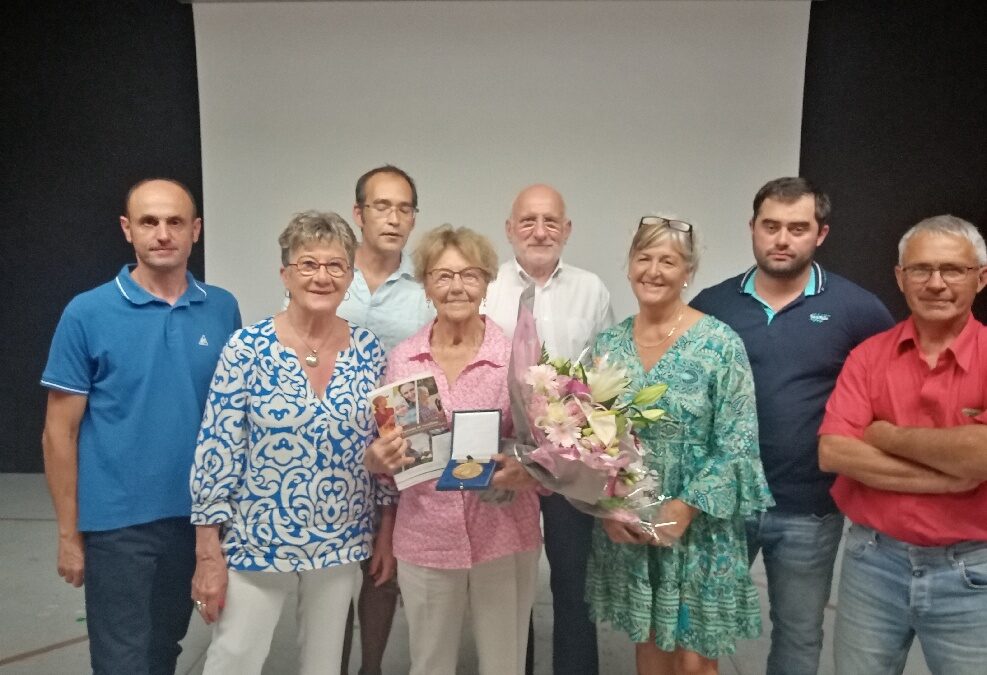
[
  {"x1": 398, "y1": 547, "x2": 541, "y2": 675},
  {"x1": 202, "y1": 562, "x2": 360, "y2": 675}
]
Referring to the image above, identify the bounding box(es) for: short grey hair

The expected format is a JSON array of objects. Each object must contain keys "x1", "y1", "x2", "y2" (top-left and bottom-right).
[
  {"x1": 629, "y1": 213, "x2": 700, "y2": 275},
  {"x1": 898, "y1": 215, "x2": 987, "y2": 266},
  {"x1": 278, "y1": 211, "x2": 358, "y2": 267}
]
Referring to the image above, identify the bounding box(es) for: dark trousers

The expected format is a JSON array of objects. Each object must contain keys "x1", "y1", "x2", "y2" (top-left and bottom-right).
[
  {"x1": 541, "y1": 493, "x2": 599, "y2": 675},
  {"x1": 84, "y1": 517, "x2": 195, "y2": 675},
  {"x1": 340, "y1": 560, "x2": 399, "y2": 675}
]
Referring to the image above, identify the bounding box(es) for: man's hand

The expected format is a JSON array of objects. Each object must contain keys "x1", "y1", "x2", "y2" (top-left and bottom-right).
[
  {"x1": 368, "y1": 506, "x2": 397, "y2": 587},
  {"x1": 365, "y1": 427, "x2": 414, "y2": 475},
  {"x1": 490, "y1": 454, "x2": 538, "y2": 492},
  {"x1": 863, "y1": 420, "x2": 898, "y2": 450},
  {"x1": 57, "y1": 531, "x2": 85, "y2": 587}
]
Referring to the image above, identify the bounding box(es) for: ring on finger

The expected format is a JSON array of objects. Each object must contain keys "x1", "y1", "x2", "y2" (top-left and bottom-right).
[{"x1": 194, "y1": 599, "x2": 206, "y2": 611}]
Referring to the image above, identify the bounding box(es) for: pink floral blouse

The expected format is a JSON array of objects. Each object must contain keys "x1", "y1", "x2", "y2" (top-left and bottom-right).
[{"x1": 386, "y1": 317, "x2": 542, "y2": 569}]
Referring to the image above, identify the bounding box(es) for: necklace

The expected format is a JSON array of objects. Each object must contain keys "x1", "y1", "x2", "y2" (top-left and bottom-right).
[
  {"x1": 634, "y1": 310, "x2": 684, "y2": 348},
  {"x1": 286, "y1": 315, "x2": 333, "y2": 367}
]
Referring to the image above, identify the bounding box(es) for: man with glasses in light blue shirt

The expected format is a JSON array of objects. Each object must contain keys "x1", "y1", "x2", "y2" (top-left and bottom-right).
[{"x1": 339, "y1": 165, "x2": 433, "y2": 675}]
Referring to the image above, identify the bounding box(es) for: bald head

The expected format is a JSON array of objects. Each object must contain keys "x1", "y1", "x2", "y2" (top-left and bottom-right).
[
  {"x1": 506, "y1": 184, "x2": 572, "y2": 283},
  {"x1": 124, "y1": 178, "x2": 198, "y2": 220},
  {"x1": 510, "y1": 184, "x2": 566, "y2": 221}
]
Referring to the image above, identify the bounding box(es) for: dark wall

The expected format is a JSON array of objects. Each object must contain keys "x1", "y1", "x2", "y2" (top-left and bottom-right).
[
  {"x1": 800, "y1": 1, "x2": 987, "y2": 321},
  {"x1": 1, "y1": 1, "x2": 203, "y2": 472}
]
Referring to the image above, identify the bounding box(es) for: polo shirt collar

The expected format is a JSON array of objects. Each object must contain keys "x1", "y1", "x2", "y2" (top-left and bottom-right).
[
  {"x1": 405, "y1": 316, "x2": 508, "y2": 369},
  {"x1": 739, "y1": 261, "x2": 826, "y2": 297},
  {"x1": 896, "y1": 314, "x2": 977, "y2": 371},
  {"x1": 512, "y1": 258, "x2": 564, "y2": 288},
  {"x1": 114, "y1": 264, "x2": 207, "y2": 307}
]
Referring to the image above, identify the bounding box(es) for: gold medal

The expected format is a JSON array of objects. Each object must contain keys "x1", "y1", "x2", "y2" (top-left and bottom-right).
[{"x1": 452, "y1": 460, "x2": 483, "y2": 480}]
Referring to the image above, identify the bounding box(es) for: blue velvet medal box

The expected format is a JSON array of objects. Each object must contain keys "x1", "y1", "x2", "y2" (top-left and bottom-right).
[{"x1": 435, "y1": 409, "x2": 501, "y2": 491}]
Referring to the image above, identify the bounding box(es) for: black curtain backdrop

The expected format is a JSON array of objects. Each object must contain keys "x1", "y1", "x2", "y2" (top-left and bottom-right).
[
  {"x1": 1, "y1": 1, "x2": 204, "y2": 472},
  {"x1": 800, "y1": 1, "x2": 987, "y2": 321},
  {"x1": 2, "y1": 2, "x2": 986, "y2": 472}
]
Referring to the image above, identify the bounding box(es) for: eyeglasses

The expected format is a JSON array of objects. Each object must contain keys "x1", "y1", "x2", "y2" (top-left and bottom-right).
[
  {"x1": 900, "y1": 264, "x2": 980, "y2": 284},
  {"x1": 639, "y1": 216, "x2": 693, "y2": 242},
  {"x1": 515, "y1": 219, "x2": 565, "y2": 236},
  {"x1": 362, "y1": 200, "x2": 418, "y2": 218},
  {"x1": 287, "y1": 258, "x2": 350, "y2": 278},
  {"x1": 427, "y1": 267, "x2": 487, "y2": 287}
]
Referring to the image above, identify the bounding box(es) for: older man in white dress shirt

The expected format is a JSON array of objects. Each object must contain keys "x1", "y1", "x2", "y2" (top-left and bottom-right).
[{"x1": 484, "y1": 184, "x2": 614, "y2": 675}]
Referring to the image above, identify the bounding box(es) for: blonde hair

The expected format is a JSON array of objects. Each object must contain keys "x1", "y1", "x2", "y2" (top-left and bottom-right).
[
  {"x1": 412, "y1": 224, "x2": 499, "y2": 282},
  {"x1": 629, "y1": 216, "x2": 700, "y2": 274}
]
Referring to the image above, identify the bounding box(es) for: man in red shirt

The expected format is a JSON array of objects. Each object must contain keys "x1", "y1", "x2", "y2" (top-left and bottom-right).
[{"x1": 819, "y1": 214, "x2": 987, "y2": 675}]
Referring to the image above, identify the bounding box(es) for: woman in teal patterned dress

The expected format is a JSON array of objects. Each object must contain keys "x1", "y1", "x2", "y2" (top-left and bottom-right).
[{"x1": 586, "y1": 217, "x2": 773, "y2": 675}]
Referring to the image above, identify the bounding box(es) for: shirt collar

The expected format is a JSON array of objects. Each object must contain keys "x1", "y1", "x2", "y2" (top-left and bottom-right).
[
  {"x1": 512, "y1": 258, "x2": 564, "y2": 287},
  {"x1": 405, "y1": 316, "x2": 509, "y2": 369},
  {"x1": 396, "y1": 253, "x2": 416, "y2": 280},
  {"x1": 114, "y1": 264, "x2": 206, "y2": 307},
  {"x1": 739, "y1": 261, "x2": 826, "y2": 297},
  {"x1": 896, "y1": 314, "x2": 978, "y2": 371}
]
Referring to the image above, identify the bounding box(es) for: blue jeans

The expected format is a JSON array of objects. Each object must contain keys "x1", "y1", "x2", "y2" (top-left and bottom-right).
[
  {"x1": 834, "y1": 523, "x2": 987, "y2": 675},
  {"x1": 84, "y1": 517, "x2": 195, "y2": 675},
  {"x1": 542, "y1": 493, "x2": 598, "y2": 675},
  {"x1": 746, "y1": 510, "x2": 844, "y2": 675}
]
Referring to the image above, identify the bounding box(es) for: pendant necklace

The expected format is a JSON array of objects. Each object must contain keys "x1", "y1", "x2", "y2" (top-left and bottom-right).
[
  {"x1": 634, "y1": 310, "x2": 684, "y2": 348},
  {"x1": 287, "y1": 315, "x2": 332, "y2": 367}
]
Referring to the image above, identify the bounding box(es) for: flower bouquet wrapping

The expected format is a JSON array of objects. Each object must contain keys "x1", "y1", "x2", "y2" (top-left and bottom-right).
[{"x1": 508, "y1": 286, "x2": 678, "y2": 541}]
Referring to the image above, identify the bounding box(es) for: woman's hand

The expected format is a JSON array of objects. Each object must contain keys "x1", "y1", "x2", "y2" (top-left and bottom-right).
[
  {"x1": 191, "y1": 525, "x2": 227, "y2": 624},
  {"x1": 652, "y1": 498, "x2": 699, "y2": 544},
  {"x1": 602, "y1": 518, "x2": 652, "y2": 545},
  {"x1": 368, "y1": 506, "x2": 397, "y2": 587},
  {"x1": 490, "y1": 454, "x2": 538, "y2": 492},
  {"x1": 365, "y1": 427, "x2": 414, "y2": 475}
]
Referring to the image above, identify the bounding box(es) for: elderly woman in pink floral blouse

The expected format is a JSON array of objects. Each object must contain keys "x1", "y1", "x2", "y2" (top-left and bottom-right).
[{"x1": 366, "y1": 225, "x2": 540, "y2": 675}]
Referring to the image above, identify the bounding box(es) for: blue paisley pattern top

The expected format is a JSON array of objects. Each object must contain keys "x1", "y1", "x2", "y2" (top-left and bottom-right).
[
  {"x1": 190, "y1": 317, "x2": 395, "y2": 572},
  {"x1": 586, "y1": 315, "x2": 774, "y2": 658}
]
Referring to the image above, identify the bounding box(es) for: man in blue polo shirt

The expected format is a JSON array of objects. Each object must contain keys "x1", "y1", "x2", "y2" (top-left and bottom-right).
[
  {"x1": 41, "y1": 178, "x2": 241, "y2": 674},
  {"x1": 690, "y1": 177, "x2": 893, "y2": 675}
]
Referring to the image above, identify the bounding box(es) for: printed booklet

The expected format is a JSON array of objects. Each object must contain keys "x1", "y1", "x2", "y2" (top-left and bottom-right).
[{"x1": 368, "y1": 372, "x2": 451, "y2": 490}]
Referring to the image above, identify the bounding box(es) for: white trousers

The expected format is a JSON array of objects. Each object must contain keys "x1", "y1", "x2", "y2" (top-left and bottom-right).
[
  {"x1": 202, "y1": 562, "x2": 360, "y2": 675},
  {"x1": 398, "y1": 547, "x2": 541, "y2": 675}
]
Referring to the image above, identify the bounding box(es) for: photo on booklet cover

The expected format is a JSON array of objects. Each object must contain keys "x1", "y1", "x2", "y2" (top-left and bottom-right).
[{"x1": 367, "y1": 372, "x2": 452, "y2": 489}]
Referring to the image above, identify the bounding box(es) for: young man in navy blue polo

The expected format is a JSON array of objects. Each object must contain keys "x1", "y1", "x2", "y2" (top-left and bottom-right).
[
  {"x1": 690, "y1": 177, "x2": 894, "y2": 675},
  {"x1": 41, "y1": 178, "x2": 241, "y2": 674}
]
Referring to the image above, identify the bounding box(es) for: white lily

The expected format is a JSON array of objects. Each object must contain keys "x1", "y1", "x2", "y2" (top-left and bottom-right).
[
  {"x1": 586, "y1": 357, "x2": 630, "y2": 403},
  {"x1": 578, "y1": 399, "x2": 618, "y2": 447}
]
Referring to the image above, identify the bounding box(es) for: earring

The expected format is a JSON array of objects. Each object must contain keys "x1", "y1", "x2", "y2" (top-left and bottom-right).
[
  {"x1": 344, "y1": 290, "x2": 351, "y2": 302},
  {"x1": 284, "y1": 289, "x2": 290, "y2": 299},
  {"x1": 481, "y1": 297, "x2": 487, "y2": 310},
  {"x1": 426, "y1": 298, "x2": 432, "y2": 308},
  {"x1": 683, "y1": 282, "x2": 689, "y2": 289}
]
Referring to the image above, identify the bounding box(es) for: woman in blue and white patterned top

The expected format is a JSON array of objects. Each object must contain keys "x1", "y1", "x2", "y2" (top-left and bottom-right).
[{"x1": 189, "y1": 211, "x2": 395, "y2": 675}]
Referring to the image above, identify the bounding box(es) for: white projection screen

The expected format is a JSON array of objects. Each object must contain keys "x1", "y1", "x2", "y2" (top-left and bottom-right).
[{"x1": 194, "y1": 1, "x2": 810, "y2": 324}]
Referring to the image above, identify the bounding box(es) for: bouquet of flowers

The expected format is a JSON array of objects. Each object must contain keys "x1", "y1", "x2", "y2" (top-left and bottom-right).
[{"x1": 508, "y1": 287, "x2": 676, "y2": 539}]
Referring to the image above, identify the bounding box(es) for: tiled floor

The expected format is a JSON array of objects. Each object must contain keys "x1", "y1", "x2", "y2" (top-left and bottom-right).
[{"x1": 0, "y1": 474, "x2": 931, "y2": 674}]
